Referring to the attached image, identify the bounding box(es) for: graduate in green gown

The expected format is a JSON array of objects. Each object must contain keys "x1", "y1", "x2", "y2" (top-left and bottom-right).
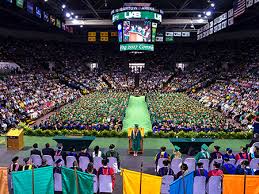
[
  {"x1": 194, "y1": 144, "x2": 210, "y2": 162},
  {"x1": 131, "y1": 124, "x2": 142, "y2": 157}
]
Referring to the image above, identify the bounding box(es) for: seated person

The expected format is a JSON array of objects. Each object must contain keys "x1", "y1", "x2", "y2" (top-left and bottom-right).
[
  {"x1": 176, "y1": 163, "x2": 188, "y2": 179},
  {"x1": 222, "y1": 148, "x2": 235, "y2": 161},
  {"x1": 250, "y1": 146, "x2": 259, "y2": 159},
  {"x1": 67, "y1": 147, "x2": 77, "y2": 158},
  {"x1": 55, "y1": 146, "x2": 66, "y2": 161},
  {"x1": 158, "y1": 160, "x2": 175, "y2": 177},
  {"x1": 155, "y1": 146, "x2": 170, "y2": 167},
  {"x1": 93, "y1": 146, "x2": 105, "y2": 158},
  {"x1": 22, "y1": 157, "x2": 36, "y2": 170},
  {"x1": 70, "y1": 161, "x2": 82, "y2": 172},
  {"x1": 194, "y1": 162, "x2": 208, "y2": 178},
  {"x1": 39, "y1": 159, "x2": 49, "y2": 168},
  {"x1": 31, "y1": 143, "x2": 41, "y2": 157},
  {"x1": 195, "y1": 144, "x2": 210, "y2": 162},
  {"x1": 105, "y1": 144, "x2": 121, "y2": 172},
  {"x1": 210, "y1": 146, "x2": 222, "y2": 162},
  {"x1": 42, "y1": 143, "x2": 55, "y2": 159},
  {"x1": 254, "y1": 163, "x2": 259, "y2": 175},
  {"x1": 170, "y1": 146, "x2": 182, "y2": 160},
  {"x1": 78, "y1": 147, "x2": 93, "y2": 162},
  {"x1": 9, "y1": 156, "x2": 21, "y2": 173},
  {"x1": 53, "y1": 159, "x2": 63, "y2": 174},
  {"x1": 208, "y1": 162, "x2": 223, "y2": 177},
  {"x1": 85, "y1": 162, "x2": 97, "y2": 175},
  {"x1": 236, "y1": 160, "x2": 254, "y2": 175},
  {"x1": 221, "y1": 158, "x2": 236, "y2": 174},
  {"x1": 235, "y1": 146, "x2": 250, "y2": 161},
  {"x1": 98, "y1": 159, "x2": 116, "y2": 192}
]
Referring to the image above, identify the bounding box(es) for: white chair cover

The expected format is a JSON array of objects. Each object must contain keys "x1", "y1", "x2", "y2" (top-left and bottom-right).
[
  {"x1": 250, "y1": 158, "x2": 259, "y2": 170},
  {"x1": 42, "y1": 155, "x2": 54, "y2": 166},
  {"x1": 54, "y1": 156, "x2": 65, "y2": 166},
  {"x1": 236, "y1": 159, "x2": 246, "y2": 166},
  {"x1": 161, "y1": 175, "x2": 174, "y2": 194},
  {"x1": 184, "y1": 158, "x2": 196, "y2": 172},
  {"x1": 93, "y1": 157, "x2": 103, "y2": 171},
  {"x1": 206, "y1": 176, "x2": 222, "y2": 194},
  {"x1": 193, "y1": 176, "x2": 206, "y2": 194},
  {"x1": 54, "y1": 173, "x2": 62, "y2": 191},
  {"x1": 99, "y1": 175, "x2": 113, "y2": 193},
  {"x1": 79, "y1": 156, "x2": 90, "y2": 172},
  {"x1": 93, "y1": 175, "x2": 98, "y2": 193},
  {"x1": 249, "y1": 142, "x2": 259, "y2": 154},
  {"x1": 229, "y1": 159, "x2": 236, "y2": 166},
  {"x1": 199, "y1": 159, "x2": 209, "y2": 171},
  {"x1": 108, "y1": 157, "x2": 118, "y2": 173},
  {"x1": 157, "y1": 158, "x2": 167, "y2": 172},
  {"x1": 170, "y1": 158, "x2": 182, "y2": 174},
  {"x1": 210, "y1": 159, "x2": 223, "y2": 170},
  {"x1": 66, "y1": 156, "x2": 76, "y2": 168},
  {"x1": 30, "y1": 154, "x2": 42, "y2": 167}
]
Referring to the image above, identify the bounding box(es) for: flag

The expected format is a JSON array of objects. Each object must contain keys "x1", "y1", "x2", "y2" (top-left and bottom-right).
[
  {"x1": 0, "y1": 167, "x2": 9, "y2": 194},
  {"x1": 12, "y1": 166, "x2": 54, "y2": 194},
  {"x1": 122, "y1": 168, "x2": 162, "y2": 194},
  {"x1": 233, "y1": 0, "x2": 246, "y2": 18},
  {"x1": 61, "y1": 167, "x2": 94, "y2": 194},
  {"x1": 170, "y1": 172, "x2": 194, "y2": 194}
]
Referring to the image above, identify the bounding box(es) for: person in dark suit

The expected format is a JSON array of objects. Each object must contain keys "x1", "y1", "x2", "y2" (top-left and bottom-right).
[
  {"x1": 78, "y1": 147, "x2": 93, "y2": 162},
  {"x1": 30, "y1": 143, "x2": 41, "y2": 157},
  {"x1": 42, "y1": 143, "x2": 55, "y2": 159}
]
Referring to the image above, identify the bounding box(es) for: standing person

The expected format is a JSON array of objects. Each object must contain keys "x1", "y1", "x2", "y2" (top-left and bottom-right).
[
  {"x1": 171, "y1": 146, "x2": 182, "y2": 160},
  {"x1": 105, "y1": 144, "x2": 121, "y2": 172},
  {"x1": 9, "y1": 156, "x2": 21, "y2": 173},
  {"x1": 131, "y1": 124, "x2": 142, "y2": 157},
  {"x1": 208, "y1": 162, "x2": 223, "y2": 177},
  {"x1": 194, "y1": 162, "x2": 208, "y2": 178},
  {"x1": 154, "y1": 146, "x2": 170, "y2": 168},
  {"x1": 98, "y1": 159, "x2": 115, "y2": 194},
  {"x1": 194, "y1": 144, "x2": 210, "y2": 162},
  {"x1": 92, "y1": 146, "x2": 105, "y2": 158}
]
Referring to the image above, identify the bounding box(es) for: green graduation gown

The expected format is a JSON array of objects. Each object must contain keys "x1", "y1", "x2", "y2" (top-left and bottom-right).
[{"x1": 131, "y1": 130, "x2": 142, "y2": 152}]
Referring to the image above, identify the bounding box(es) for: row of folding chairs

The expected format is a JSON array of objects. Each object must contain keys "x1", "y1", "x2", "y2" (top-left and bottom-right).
[
  {"x1": 54, "y1": 173, "x2": 113, "y2": 193},
  {"x1": 157, "y1": 158, "x2": 259, "y2": 173},
  {"x1": 160, "y1": 175, "x2": 222, "y2": 194},
  {"x1": 30, "y1": 155, "x2": 119, "y2": 172}
]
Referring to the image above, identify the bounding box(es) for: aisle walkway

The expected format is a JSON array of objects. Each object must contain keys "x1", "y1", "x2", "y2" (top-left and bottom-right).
[{"x1": 123, "y1": 96, "x2": 152, "y2": 132}]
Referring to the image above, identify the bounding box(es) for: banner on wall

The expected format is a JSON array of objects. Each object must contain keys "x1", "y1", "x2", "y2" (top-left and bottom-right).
[
  {"x1": 88, "y1": 32, "x2": 96, "y2": 37},
  {"x1": 100, "y1": 36, "x2": 109, "y2": 42},
  {"x1": 88, "y1": 36, "x2": 96, "y2": 42},
  {"x1": 100, "y1": 32, "x2": 108, "y2": 37}
]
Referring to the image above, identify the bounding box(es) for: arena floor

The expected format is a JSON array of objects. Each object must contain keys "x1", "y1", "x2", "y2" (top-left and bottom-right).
[{"x1": 0, "y1": 136, "x2": 249, "y2": 194}]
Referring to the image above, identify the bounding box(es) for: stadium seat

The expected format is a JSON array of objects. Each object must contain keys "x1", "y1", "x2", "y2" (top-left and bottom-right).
[
  {"x1": 30, "y1": 154, "x2": 42, "y2": 167},
  {"x1": 66, "y1": 156, "x2": 76, "y2": 168},
  {"x1": 93, "y1": 157, "x2": 103, "y2": 171},
  {"x1": 206, "y1": 176, "x2": 222, "y2": 194},
  {"x1": 229, "y1": 159, "x2": 236, "y2": 166},
  {"x1": 99, "y1": 175, "x2": 113, "y2": 193},
  {"x1": 54, "y1": 173, "x2": 62, "y2": 192},
  {"x1": 107, "y1": 157, "x2": 118, "y2": 173},
  {"x1": 199, "y1": 159, "x2": 209, "y2": 171},
  {"x1": 79, "y1": 156, "x2": 90, "y2": 172},
  {"x1": 93, "y1": 174, "x2": 98, "y2": 194},
  {"x1": 170, "y1": 158, "x2": 182, "y2": 174},
  {"x1": 157, "y1": 158, "x2": 168, "y2": 172},
  {"x1": 161, "y1": 175, "x2": 174, "y2": 194},
  {"x1": 42, "y1": 155, "x2": 54, "y2": 166},
  {"x1": 250, "y1": 158, "x2": 259, "y2": 170},
  {"x1": 54, "y1": 156, "x2": 65, "y2": 166},
  {"x1": 236, "y1": 159, "x2": 246, "y2": 166},
  {"x1": 184, "y1": 158, "x2": 196, "y2": 172},
  {"x1": 193, "y1": 176, "x2": 206, "y2": 194},
  {"x1": 210, "y1": 159, "x2": 223, "y2": 170}
]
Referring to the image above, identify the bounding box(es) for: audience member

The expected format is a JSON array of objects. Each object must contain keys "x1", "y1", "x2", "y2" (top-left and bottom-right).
[
  {"x1": 93, "y1": 146, "x2": 105, "y2": 158},
  {"x1": 236, "y1": 160, "x2": 254, "y2": 175},
  {"x1": 70, "y1": 161, "x2": 83, "y2": 172},
  {"x1": 31, "y1": 143, "x2": 41, "y2": 157},
  {"x1": 170, "y1": 146, "x2": 182, "y2": 160},
  {"x1": 235, "y1": 147, "x2": 250, "y2": 161},
  {"x1": 158, "y1": 160, "x2": 175, "y2": 177},
  {"x1": 176, "y1": 163, "x2": 189, "y2": 179},
  {"x1": 105, "y1": 144, "x2": 121, "y2": 172},
  {"x1": 222, "y1": 148, "x2": 235, "y2": 161},
  {"x1": 208, "y1": 162, "x2": 223, "y2": 177},
  {"x1": 98, "y1": 159, "x2": 116, "y2": 193},
  {"x1": 195, "y1": 144, "x2": 210, "y2": 162},
  {"x1": 85, "y1": 162, "x2": 97, "y2": 175},
  {"x1": 155, "y1": 146, "x2": 170, "y2": 167},
  {"x1": 221, "y1": 158, "x2": 236, "y2": 174},
  {"x1": 42, "y1": 143, "x2": 55, "y2": 159},
  {"x1": 8, "y1": 156, "x2": 21, "y2": 173},
  {"x1": 194, "y1": 162, "x2": 208, "y2": 178},
  {"x1": 78, "y1": 147, "x2": 93, "y2": 162}
]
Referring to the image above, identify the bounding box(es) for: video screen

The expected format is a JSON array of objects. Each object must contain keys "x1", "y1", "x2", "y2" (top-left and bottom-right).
[{"x1": 123, "y1": 21, "x2": 151, "y2": 42}]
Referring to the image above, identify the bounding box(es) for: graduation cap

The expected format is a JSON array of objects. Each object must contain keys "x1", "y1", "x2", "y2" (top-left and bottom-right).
[
  {"x1": 12, "y1": 156, "x2": 19, "y2": 163},
  {"x1": 109, "y1": 144, "x2": 115, "y2": 149},
  {"x1": 201, "y1": 144, "x2": 209, "y2": 151},
  {"x1": 174, "y1": 146, "x2": 181, "y2": 151},
  {"x1": 134, "y1": 124, "x2": 139, "y2": 128}
]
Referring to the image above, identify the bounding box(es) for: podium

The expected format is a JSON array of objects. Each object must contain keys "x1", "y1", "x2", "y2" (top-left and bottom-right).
[
  {"x1": 6, "y1": 128, "x2": 24, "y2": 150},
  {"x1": 128, "y1": 128, "x2": 144, "y2": 154}
]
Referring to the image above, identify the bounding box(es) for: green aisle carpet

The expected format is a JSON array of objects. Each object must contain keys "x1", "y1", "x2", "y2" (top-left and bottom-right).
[{"x1": 123, "y1": 96, "x2": 152, "y2": 132}]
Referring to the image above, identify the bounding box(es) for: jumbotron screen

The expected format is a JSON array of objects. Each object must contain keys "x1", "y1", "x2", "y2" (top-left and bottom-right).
[{"x1": 123, "y1": 21, "x2": 152, "y2": 42}]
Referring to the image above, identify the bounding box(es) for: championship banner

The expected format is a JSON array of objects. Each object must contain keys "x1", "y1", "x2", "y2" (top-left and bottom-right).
[
  {"x1": 88, "y1": 36, "x2": 96, "y2": 42},
  {"x1": 16, "y1": 0, "x2": 24, "y2": 8},
  {"x1": 12, "y1": 166, "x2": 54, "y2": 194},
  {"x1": 0, "y1": 167, "x2": 9, "y2": 194},
  {"x1": 246, "y1": 0, "x2": 254, "y2": 7},
  {"x1": 88, "y1": 32, "x2": 96, "y2": 37},
  {"x1": 122, "y1": 169, "x2": 162, "y2": 194},
  {"x1": 170, "y1": 172, "x2": 194, "y2": 194},
  {"x1": 255, "y1": 0, "x2": 259, "y2": 4},
  {"x1": 111, "y1": 32, "x2": 118, "y2": 37},
  {"x1": 100, "y1": 36, "x2": 109, "y2": 42},
  {"x1": 61, "y1": 167, "x2": 94, "y2": 194},
  {"x1": 100, "y1": 32, "x2": 109, "y2": 37}
]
